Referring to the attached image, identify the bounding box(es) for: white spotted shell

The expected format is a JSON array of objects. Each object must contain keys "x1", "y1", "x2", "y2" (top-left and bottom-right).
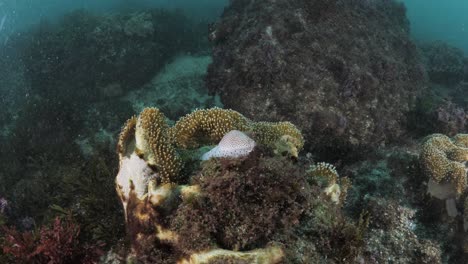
[{"x1": 201, "y1": 130, "x2": 256, "y2": 160}]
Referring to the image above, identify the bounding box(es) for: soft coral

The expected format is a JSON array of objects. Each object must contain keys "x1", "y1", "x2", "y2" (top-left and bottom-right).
[
  {"x1": 2, "y1": 217, "x2": 104, "y2": 264},
  {"x1": 2, "y1": 226, "x2": 41, "y2": 263}
]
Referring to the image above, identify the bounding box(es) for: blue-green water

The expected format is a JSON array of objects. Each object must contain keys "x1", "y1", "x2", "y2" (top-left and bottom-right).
[
  {"x1": 1, "y1": 1, "x2": 466, "y2": 53},
  {"x1": 0, "y1": 1, "x2": 467, "y2": 263},
  {"x1": 403, "y1": 0, "x2": 468, "y2": 53},
  {"x1": 0, "y1": 0, "x2": 228, "y2": 34}
]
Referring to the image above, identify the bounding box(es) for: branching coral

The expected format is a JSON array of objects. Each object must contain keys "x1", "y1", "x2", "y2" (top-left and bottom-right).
[
  {"x1": 117, "y1": 116, "x2": 137, "y2": 162},
  {"x1": 117, "y1": 107, "x2": 305, "y2": 187},
  {"x1": 170, "y1": 107, "x2": 304, "y2": 156},
  {"x1": 135, "y1": 108, "x2": 183, "y2": 183},
  {"x1": 251, "y1": 121, "x2": 304, "y2": 156},
  {"x1": 170, "y1": 107, "x2": 251, "y2": 149}
]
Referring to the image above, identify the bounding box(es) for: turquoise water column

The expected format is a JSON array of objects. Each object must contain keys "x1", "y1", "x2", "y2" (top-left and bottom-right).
[{"x1": 402, "y1": 0, "x2": 468, "y2": 53}]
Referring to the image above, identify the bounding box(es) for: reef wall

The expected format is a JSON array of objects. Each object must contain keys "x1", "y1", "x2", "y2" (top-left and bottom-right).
[{"x1": 206, "y1": 0, "x2": 427, "y2": 158}]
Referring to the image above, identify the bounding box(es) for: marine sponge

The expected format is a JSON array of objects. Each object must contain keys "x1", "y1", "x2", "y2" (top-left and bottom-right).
[
  {"x1": 170, "y1": 107, "x2": 250, "y2": 149},
  {"x1": 420, "y1": 134, "x2": 468, "y2": 197},
  {"x1": 135, "y1": 107, "x2": 183, "y2": 183},
  {"x1": 201, "y1": 130, "x2": 256, "y2": 160}
]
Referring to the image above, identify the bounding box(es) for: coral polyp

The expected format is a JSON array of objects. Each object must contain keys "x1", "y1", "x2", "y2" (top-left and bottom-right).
[
  {"x1": 135, "y1": 108, "x2": 183, "y2": 183},
  {"x1": 420, "y1": 134, "x2": 468, "y2": 198},
  {"x1": 170, "y1": 107, "x2": 251, "y2": 149},
  {"x1": 117, "y1": 106, "x2": 305, "y2": 186}
]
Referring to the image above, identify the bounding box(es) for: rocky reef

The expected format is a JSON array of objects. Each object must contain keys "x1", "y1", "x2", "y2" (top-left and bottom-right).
[
  {"x1": 124, "y1": 55, "x2": 222, "y2": 120},
  {"x1": 335, "y1": 132, "x2": 468, "y2": 263},
  {"x1": 2, "y1": 1, "x2": 468, "y2": 263},
  {"x1": 114, "y1": 107, "x2": 367, "y2": 263},
  {"x1": 206, "y1": 0, "x2": 426, "y2": 158},
  {"x1": 420, "y1": 41, "x2": 466, "y2": 86},
  {"x1": 8, "y1": 7, "x2": 211, "y2": 163},
  {"x1": 406, "y1": 41, "x2": 468, "y2": 137},
  {"x1": 362, "y1": 197, "x2": 442, "y2": 263},
  {"x1": 18, "y1": 9, "x2": 206, "y2": 102},
  {"x1": 0, "y1": 7, "x2": 219, "y2": 263}
]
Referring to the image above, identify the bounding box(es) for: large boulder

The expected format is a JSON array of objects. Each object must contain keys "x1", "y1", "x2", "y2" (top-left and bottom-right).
[
  {"x1": 18, "y1": 9, "x2": 205, "y2": 102},
  {"x1": 206, "y1": 0, "x2": 427, "y2": 158},
  {"x1": 420, "y1": 41, "x2": 465, "y2": 86}
]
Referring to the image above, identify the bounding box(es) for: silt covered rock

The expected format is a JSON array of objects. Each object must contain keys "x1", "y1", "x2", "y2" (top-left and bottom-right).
[{"x1": 206, "y1": 0, "x2": 426, "y2": 158}]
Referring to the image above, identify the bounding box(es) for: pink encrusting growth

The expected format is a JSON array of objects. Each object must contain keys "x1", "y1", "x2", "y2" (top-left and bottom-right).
[{"x1": 201, "y1": 130, "x2": 256, "y2": 160}]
